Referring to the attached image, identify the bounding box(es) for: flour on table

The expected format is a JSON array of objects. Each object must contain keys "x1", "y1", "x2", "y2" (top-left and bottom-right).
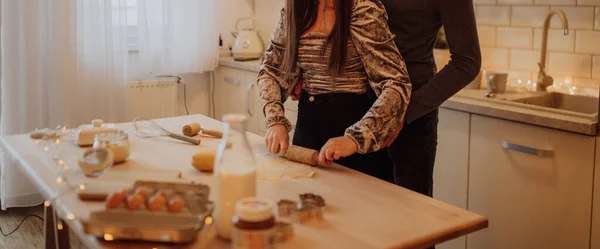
[{"x1": 255, "y1": 153, "x2": 315, "y2": 180}]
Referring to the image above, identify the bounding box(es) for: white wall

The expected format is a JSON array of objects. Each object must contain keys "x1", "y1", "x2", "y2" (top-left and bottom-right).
[
  {"x1": 128, "y1": 0, "x2": 254, "y2": 117},
  {"x1": 255, "y1": 0, "x2": 284, "y2": 46}
]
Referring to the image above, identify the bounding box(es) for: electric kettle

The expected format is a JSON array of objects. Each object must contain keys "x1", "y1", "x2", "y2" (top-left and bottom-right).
[{"x1": 231, "y1": 17, "x2": 264, "y2": 61}]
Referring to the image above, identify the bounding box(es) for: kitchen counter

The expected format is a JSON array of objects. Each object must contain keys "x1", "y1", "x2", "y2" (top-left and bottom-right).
[
  {"x1": 443, "y1": 89, "x2": 598, "y2": 135},
  {"x1": 218, "y1": 56, "x2": 262, "y2": 72},
  {"x1": 217, "y1": 57, "x2": 598, "y2": 135}
]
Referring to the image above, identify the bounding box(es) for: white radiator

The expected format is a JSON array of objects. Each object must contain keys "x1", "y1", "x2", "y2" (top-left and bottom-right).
[{"x1": 129, "y1": 78, "x2": 179, "y2": 119}]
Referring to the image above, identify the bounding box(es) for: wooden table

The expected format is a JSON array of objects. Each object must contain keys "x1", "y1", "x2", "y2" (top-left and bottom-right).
[{"x1": 0, "y1": 114, "x2": 488, "y2": 249}]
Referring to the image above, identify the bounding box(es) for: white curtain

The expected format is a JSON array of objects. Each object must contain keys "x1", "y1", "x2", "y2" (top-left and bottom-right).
[
  {"x1": 1, "y1": 0, "x2": 219, "y2": 209},
  {"x1": 137, "y1": 0, "x2": 219, "y2": 75},
  {"x1": 0, "y1": 0, "x2": 130, "y2": 209}
]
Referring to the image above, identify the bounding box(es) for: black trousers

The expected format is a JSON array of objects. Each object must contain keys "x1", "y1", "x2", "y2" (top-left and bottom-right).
[
  {"x1": 387, "y1": 109, "x2": 439, "y2": 197},
  {"x1": 292, "y1": 91, "x2": 394, "y2": 181},
  {"x1": 388, "y1": 109, "x2": 438, "y2": 249}
]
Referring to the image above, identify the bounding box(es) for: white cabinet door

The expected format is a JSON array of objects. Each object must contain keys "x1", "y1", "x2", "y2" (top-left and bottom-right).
[
  {"x1": 467, "y1": 114, "x2": 595, "y2": 249},
  {"x1": 434, "y1": 108, "x2": 470, "y2": 249},
  {"x1": 244, "y1": 71, "x2": 260, "y2": 135},
  {"x1": 214, "y1": 67, "x2": 249, "y2": 121},
  {"x1": 591, "y1": 137, "x2": 600, "y2": 249}
]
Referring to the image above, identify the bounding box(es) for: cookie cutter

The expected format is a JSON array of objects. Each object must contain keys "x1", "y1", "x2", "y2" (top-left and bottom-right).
[
  {"x1": 277, "y1": 199, "x2": 298, "y2": 219},
  {"x1": 299, "y1": 193, "x2": 325, "y2": 208}
]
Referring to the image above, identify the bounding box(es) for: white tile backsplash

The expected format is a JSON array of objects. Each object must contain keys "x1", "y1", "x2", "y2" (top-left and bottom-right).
[
  {"x1": 548, "y1": 52, "x2": 592, "y2": 77},
  {"x1": 500, "y1": 0, "x2": 534, "y2": 4},
  {"x1": 550, "y1": 7, "x2": 595, "y2": 30},
  {"x1": 595, "y1": 7, "x2": 599, "y2": 30},
  {"x1": 575, "y1": 31, "x2": 600, "y2": 54},
  {"x1": 507, "y1": 70, "x2": 535, "y2": 81},
  {"x1": 593, "y1": 56, "x2": 600, "y2": 79},
  {"x1": 578, "y1": 0, "x2": 600, "y2": 5},
  {"x1": 533, "y1": 29, "x2": 575, "y2": 52},
  {"x1": 496, "y1": 27, "x2": 533, "y2": 49},
  {"x1": 477, "y1": 6, "x2": 511, "y2": 26},
  {"x1": 535, "y1": 0, "x2": 576, "y2": 4},
  {"x1": 482, "y1": 48, "x2": 510, "y2": 70},
  {"x1": 474, "y1": 0, "x2": 600, "y2": 89},
  {"x1": 478, "y1": 26, "x2": 496, "y2": 47},
  {"x1": 573, "y1": 77, "x2": 600, "y2": 89},
  {"x1": 511, "y1": 6, "x2": 550, "y2": 28},
  {"x1": 510, "y1": 49, "x2": 540, "y2": 71}
]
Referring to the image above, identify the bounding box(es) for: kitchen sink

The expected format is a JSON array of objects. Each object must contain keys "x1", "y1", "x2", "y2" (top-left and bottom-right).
[{"x1": 510, "y1": 92, "x2": 599, "y2": 115}]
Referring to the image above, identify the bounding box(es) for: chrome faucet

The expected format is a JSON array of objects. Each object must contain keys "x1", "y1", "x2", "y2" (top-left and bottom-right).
[{"x1": 537, "y1": 9, "x2": 569, "y2": 91}]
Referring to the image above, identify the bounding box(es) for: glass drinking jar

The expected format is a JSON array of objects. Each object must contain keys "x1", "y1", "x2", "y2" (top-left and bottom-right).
[{"x1": 93, "y1": 130, "x2": 130, "y2": 164}]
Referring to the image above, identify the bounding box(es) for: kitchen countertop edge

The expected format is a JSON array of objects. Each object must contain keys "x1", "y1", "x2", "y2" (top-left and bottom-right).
[{"x1": 442, "y1": 94, "x2": 598, "y2": 136}]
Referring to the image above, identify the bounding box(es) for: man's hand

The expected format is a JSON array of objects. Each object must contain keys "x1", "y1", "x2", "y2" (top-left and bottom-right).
[
  {"x1": 318, "y1": 136, "x2": 358, "y2": 166},
  {"x1": 265, "y1": 124, "x2": 289, "y2": 155}
]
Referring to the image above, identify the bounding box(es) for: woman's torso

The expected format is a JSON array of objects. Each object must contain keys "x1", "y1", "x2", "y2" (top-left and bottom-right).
[{"x1": 297, "y1": 32, "x2": 369, "y2": 95}]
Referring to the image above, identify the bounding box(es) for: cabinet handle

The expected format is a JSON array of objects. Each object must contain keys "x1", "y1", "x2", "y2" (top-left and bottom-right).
[
  {"x1": 224, "y1": 76, "x2": 241, "y2": 85},
  {"x1": 246, "y1": 82, "x2": 254, "y2": 117},
  {"x1": 501, "y1": 140, "x2": 554, "y2": 157}
]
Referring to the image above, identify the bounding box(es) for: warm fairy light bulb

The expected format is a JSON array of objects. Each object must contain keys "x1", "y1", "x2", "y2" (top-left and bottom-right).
[
  {"x1": 56, "y1": 177, "x2": 64, "y2": 184},
  {"x1": 104, "y1": 234, "x2": 114, "y2": 241},
  {"x1": 79, "y1": 184, "x2": 86, "y2": 190},
  {"x1": 57, "y1": 223, "x2": 64, "y2": 230},
  {"x1": 44, "y1": 201, "x2": 50, "y2": 207},
  {"x1": 66, "y1": 213, "x2": 75, "y2": 220},
  {"x1": 205, "y1": 216, "x2": 214, "y2": 224}
]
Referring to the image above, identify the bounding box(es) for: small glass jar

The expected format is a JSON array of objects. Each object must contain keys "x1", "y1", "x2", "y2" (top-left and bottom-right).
[
  {"x1": 93, "y1": 130, "x2": 130, "y2": 164},
  {"x1": 232, "y1": 197, "x2": 276, "y2": 249}
]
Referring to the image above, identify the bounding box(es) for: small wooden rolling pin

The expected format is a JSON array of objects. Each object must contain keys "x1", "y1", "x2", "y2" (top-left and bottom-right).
[
  {"x1": 285, "y1": 145, "x2": 319, "y2": 166},
  {"x1": 182, "y1": 123, "x2": 223, "y2": 138}
]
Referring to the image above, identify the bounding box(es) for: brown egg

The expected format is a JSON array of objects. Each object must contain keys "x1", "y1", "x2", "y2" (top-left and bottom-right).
[
  {"x1": 105, "y1": 190, "x2": 127, "y2": 209},
  {"x1": 126, "y1": 194, "x2": 145, "y2": 210},
  {"x1": 134, "y1": 186, "x2": 152, "y2": 198},
  {"x1": 147, "y1": 194, "x2": 166, "y2": 211},
  {"x1": 168, "y1": 196, "x2": 186, "y2": 213}
]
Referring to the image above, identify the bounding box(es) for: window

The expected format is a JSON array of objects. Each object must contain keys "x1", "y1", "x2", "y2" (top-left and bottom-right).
[{"x1": 125, "y1": 0, "x2": 138, "y2": 51}]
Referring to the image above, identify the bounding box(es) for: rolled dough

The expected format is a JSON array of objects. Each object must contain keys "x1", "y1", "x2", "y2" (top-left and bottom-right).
[{"x1": 255, "y1": 153, "x2": 315, "y2": 180}]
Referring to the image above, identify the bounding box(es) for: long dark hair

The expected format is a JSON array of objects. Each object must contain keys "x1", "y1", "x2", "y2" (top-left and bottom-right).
[{"x1": 280, "y1": 0, "x2": 353, "y2": 78}]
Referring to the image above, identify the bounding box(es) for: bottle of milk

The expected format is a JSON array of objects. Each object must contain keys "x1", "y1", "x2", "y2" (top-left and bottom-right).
[{"x1": 214, "y1": 114, "x2": 257, "y2": 240}]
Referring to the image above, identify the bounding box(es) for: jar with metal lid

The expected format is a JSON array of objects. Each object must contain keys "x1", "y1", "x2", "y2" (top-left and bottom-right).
[
  {"x1": 93, "y1": 130, "x2": 130, "y2": 164},
  {"x1": 232, "y1": 197, "x2": 276, "y2": 249}
]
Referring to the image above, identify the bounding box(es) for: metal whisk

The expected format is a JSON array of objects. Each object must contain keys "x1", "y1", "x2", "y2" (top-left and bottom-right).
[{"x1": 133, "y1": 118, "x2": 201, "y2": 145}]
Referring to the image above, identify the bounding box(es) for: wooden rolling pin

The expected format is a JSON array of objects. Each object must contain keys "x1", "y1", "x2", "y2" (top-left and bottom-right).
[
  {"x1": 285, "y1": 145, "x2": 319, "y2": 166},
  {"x1": 182, "y1": 123, "x2": 223, "y2": 138}
]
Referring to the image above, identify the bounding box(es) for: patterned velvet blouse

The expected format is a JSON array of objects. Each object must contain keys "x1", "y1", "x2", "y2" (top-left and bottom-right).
[{"x1": 257, "y1": 0, "x2": 411, "y2": 154}]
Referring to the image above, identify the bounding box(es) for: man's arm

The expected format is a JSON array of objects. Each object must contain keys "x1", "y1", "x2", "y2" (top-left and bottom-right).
[{"x1": 403, "y1": 0, "x2": 481, "y2": 123}]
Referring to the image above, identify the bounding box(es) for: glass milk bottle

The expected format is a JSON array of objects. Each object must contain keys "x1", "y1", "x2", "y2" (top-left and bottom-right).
[{"x1": 214, "y1": 114, "x2": 257, "y2": 240}]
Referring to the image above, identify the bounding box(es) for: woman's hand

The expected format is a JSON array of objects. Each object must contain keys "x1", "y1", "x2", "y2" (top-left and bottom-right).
[
  {"x1": 265, "y1": 124, "x2": 289, "y2": 155},
  {"x1": 318, "y1": 136, "x2": 358, "y2": 166}
]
